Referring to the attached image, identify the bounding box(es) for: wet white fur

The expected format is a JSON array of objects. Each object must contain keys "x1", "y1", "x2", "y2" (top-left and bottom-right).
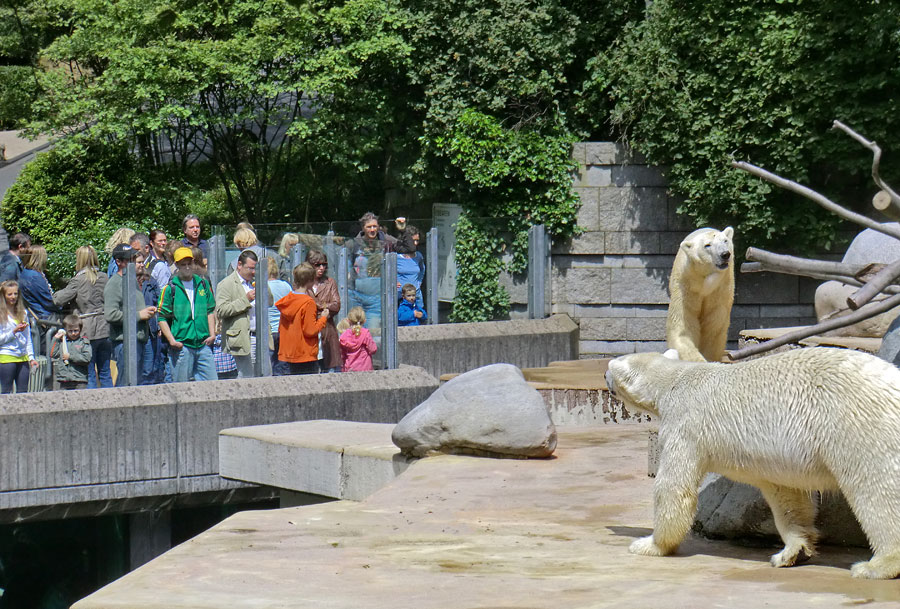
[
  {"x1": 605, "y1": 347, "x2": 900, "y2": 579},
  {"x1": 666, "y1": 227, "x2": 734, "y2": 362}
]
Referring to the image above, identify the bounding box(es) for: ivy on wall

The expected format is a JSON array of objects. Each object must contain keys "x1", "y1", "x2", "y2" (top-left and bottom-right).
[
  {"x1": 581, "y1": 0, "x2": 900, "y2": 254},
  {"x1": 433, "y1": 109, "x2": 579, "y2": 321}
]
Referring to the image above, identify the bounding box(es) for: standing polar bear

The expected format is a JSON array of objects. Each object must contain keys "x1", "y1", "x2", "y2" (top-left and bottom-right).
[
  {"x1": 604, "y1": 347, "x2": 900, "y2": 579},
  {"x1": 666, "y1": 226, "x2": 734, "y2": 362}
]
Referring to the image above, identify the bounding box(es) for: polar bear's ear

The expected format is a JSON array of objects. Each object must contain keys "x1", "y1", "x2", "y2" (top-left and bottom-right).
[
  {"x1": 723, "y1": 226, "x2": 734, "y2": 240},
  {"x1": 663, "y1": 349, "x2": 680, "y2": 360}
]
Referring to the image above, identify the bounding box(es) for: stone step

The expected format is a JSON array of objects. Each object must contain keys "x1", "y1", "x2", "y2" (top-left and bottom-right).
[{"x1": 219, "y1": 420, "x2": 416, "y2": 501}]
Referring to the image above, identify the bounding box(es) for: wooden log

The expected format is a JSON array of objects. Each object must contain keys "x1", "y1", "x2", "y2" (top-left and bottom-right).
[
  {"x1": 744, "y1": 247, "x2": 865, "y2": 277},
  {"x1": 847, "y1": 259, "x2": 900, "y2": 310},
  {"x1": 727, "y1": 292, "x2": 900, "y2": 360}
]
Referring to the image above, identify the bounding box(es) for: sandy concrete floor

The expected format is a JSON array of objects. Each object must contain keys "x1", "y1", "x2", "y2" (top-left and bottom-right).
[{"x1": 73, "y1": 427, "x2": 900, "y2": 608}]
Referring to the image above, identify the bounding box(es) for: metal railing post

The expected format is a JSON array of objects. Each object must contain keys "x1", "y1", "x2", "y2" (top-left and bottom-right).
[
  {"x1": 426, "y1": 227, "x2": 438, "y2": 325},
  {"x1": 253, "y1": 260, "x2": 271, "y2": 377},
  {"x1": 291, "y1": 243, "x2": 305, "y2": 272},
  {"x1": 527, "y1": 225, "x2": 549, "y2": 320},
  {"x1": 324, "y1": 231, "x2": 337, "y2": 279},
  {"x1": 337, "y1": 247, "x2": 349, "y2": 323},
  {"x1": 208, "y1": 234, "x2": 226, "y2": 291},
  {"x1": 380, "y1": 252, "x2": 398, "y2": 369},
  {"x1": 121, "y1": 262, "x2": 139, "y2": 386}
]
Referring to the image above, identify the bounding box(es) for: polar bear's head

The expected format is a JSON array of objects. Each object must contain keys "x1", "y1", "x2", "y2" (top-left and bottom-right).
[
  {"x1": 681, "y1": 226, "x2": 734, "y2": 271},
  {"x1": 605, "y1": 352, "x2": 682, "y2": 416}
]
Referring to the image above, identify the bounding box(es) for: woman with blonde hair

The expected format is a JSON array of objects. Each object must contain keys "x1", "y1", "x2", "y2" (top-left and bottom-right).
[
  {"x1": 0, "y1": 280, "x2": 37, "y2": 392},
  {"x1": 20, "y1": 245, "x2": 62, "y2": 321},
  {"x1": 104, "y1": 227, "x2": 136, "y2": 276},
  {"x1": 53, "y1": 245, "x2": 112, "y2": 388},
  {"x1": 276, "y1": 233, "x2": 300, "y2": 282}
]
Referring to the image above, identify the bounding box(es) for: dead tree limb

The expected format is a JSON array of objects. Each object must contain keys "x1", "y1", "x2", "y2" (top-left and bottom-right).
[
  {"x1": 727, "y1": 292, "x2": 900, "y2": 361},
  {"x1": 741, "y1": 261, "x2": 861, "y2": 285},
  {"x1": 731, "y1": 160, "x2": 900, "y2": 241},
  {"x1": 832, "y1": 120, "x2": 900, "y2": 218},
  {"x1": 743, "y1": 247, "x2": 867, "y2": 281},
  {"x1": 847, "y1": 259, "x2": 900, "y2": 309}
]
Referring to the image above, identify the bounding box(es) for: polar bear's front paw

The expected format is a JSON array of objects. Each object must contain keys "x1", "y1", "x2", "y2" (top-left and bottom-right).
[
  {"x1": 629, "y1": 535, "x2": 666, "y2": 557},
  {"x1": 770, "y1": 543, "x2": 814, "y2": 568}
]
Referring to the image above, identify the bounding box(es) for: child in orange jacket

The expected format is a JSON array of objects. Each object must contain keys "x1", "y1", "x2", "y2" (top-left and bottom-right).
[{"x1": 275, "y1": 262, "x2": 329, "y2": 375}]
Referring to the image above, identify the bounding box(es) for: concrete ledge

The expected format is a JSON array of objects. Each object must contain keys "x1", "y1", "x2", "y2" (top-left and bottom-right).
[
  {"x1": 220, "y1": 420, "x2": 415, "y2": 501},
  {"x1": 398, "y1": 314, "x2": 579, "y2": 378},
  {"x1": 0, "y1": 367, "x2": 438, "y2": 521}
]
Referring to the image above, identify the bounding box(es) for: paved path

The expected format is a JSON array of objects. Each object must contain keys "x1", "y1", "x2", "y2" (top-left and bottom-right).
[{"x1": 74, "y1": 427, "x2": 900, "y2": 608}]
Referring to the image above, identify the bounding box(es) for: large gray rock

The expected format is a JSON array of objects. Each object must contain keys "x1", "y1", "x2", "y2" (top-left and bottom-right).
[
  {"x1": 391, "y1": 363, "x2": 557, "y2": 458},
  {"x1": 876, "y1": 313, "x2": 900, "y2": 365},
  {"x1": 693, "y1": 474, "x2": 867, "y2": 547},
  {"x1": 815, "y1": 224, "x2": 900, "y2": 337}
]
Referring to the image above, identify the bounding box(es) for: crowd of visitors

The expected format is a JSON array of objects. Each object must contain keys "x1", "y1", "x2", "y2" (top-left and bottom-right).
[{"x1": 0, "y1": 211, "x2": 426, "y2": 392}]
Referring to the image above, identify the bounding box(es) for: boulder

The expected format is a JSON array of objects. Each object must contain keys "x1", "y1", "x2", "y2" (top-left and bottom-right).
[
  {"x1": 815, "y1": 224, "x2": 900, "y2": 337},
  {"x1": 391, "y1": 363, "x2": 557, "y2": 458},
  {"x1": 693, "y1": 474, "x2": 867, "y2": 547}
]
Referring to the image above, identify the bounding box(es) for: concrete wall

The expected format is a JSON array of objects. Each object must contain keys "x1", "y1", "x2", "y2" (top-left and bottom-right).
[
  {"x1": 552, "y1": 142, "x2": 819, "y2": 357},
  {"x1": 398, "y1": 314, "x2": 579, "y2": 378},
  {"x1": 0, "y1": 367, "x2": 438, "y2": 523}
]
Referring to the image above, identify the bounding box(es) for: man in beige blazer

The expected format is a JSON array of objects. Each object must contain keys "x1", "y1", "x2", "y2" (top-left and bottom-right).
[{"x1": 215, "y1": 250, "x2": 270, "y2": 378}]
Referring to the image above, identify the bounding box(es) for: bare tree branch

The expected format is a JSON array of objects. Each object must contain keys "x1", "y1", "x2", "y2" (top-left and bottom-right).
[
  {"x1": 832, "y1": 120, "x2": 900, "y2": 216},
  {"x1": 731, "y1": 160, "x2": 900, "y2": 241},
  {"x1": 744, "y1": 247, "x2": 867, "y2": 280},
  {"x1": 727, "y1": 292, "x2": 900, "y2": 361},
  {"x1": 847, "y1": 258, "x2": 900, "y2": 309}
]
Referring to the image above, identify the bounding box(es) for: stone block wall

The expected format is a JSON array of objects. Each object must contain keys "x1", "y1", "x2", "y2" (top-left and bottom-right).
[{"x1": 552, "y1": 142, "x2": 819, "y2": 358}]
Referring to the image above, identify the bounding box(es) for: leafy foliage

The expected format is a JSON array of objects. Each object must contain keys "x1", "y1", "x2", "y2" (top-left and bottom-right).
[
  {"x1": 2, "y1": 142, "x2": 217, "y2": 284},
  {"x1": 404, "y1": 0, "x2": 639, "y2": 320},
  {"x1": 582, "y1": 0, "x2": 900, "y2": 253},
  {"x1": 436, "y1": 110, "x2": 580, "y2": 321},
  {"x1": 31, "y1": 0, "x2": 411, "y2": 222}
]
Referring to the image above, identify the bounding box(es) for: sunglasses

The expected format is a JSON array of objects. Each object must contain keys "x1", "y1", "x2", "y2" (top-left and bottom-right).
[{"x1": 315, "y1": 263, "x2": 328, "y2": 268}]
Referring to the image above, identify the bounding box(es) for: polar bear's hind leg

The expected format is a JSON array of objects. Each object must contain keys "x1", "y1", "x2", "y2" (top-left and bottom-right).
[{"x1": 758, "y1": 483, "x2": 818, "y2": 568}]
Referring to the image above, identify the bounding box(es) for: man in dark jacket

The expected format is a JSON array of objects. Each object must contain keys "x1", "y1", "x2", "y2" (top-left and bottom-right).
[
  {"x1": 158, "y1": 247, "x2": 217, "y2": 382},
  {"x1": 0, "y1": 232, "x2": 31, "y2": 282}
]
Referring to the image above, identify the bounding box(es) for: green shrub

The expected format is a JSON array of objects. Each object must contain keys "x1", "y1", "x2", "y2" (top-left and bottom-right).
[
  {"x1": 2, "y1": 139, "x2": 220, "y2": 285},
  {"x1": 583, "y1": 0, "x2": 900, "y2": 254},
  {"x1": 0, "y1": 66, "x2": 39, "y2": 129}
]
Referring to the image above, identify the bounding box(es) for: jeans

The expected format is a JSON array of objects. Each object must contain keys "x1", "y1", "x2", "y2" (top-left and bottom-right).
[
  {"x1": 168, "y1": 345, "x2": 217, "y2": 382},
  {"x1": 112, "y1": 340, "x2": 147, "y2": 387},
  {"x1": 233, "y1": 354, "x2": 254, "y2": 378},
  {"x1": 0, "y1": 361, "x2": 30, "y2": 393},
  {"x1": 139, "y1": 337, "x2": 156, "y2": 385},
  {"x1": 88, "y1": 337, "x2": 113, "y2": 389}
]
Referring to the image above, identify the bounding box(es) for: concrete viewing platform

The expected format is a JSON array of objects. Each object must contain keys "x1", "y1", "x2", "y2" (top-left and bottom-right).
[{"x1": 73, "y1": 424, "x2": 900, "y2": 609}]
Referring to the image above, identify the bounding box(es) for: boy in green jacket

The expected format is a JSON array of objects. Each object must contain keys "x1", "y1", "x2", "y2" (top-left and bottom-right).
[{"x1": 158, "y1": 247, "x2": 217, "y2": 382}]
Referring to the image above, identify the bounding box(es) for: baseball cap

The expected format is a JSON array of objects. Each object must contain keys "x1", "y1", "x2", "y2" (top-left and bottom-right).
[
  {"x1": 173, "y1": 247, "x2": 194, "y2": 263},
  {"x1": 112, "y1": 243, "x2": 138, "y2": 260}
]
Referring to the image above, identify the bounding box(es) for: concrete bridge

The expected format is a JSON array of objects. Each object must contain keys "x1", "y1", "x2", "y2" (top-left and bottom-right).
[{"x1": 0, "y1": 315, "x2": 577, "y2": 565}]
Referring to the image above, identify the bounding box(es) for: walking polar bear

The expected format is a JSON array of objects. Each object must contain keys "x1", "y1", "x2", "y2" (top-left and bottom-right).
[
  {"x1": 666, "y1": 226, "x2": 734, "y2": 362},
  {"x1": 605, "y1": 347, "x2": 900, "y2": 579}
]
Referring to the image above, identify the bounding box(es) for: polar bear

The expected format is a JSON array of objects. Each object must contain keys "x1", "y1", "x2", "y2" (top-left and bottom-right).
[
  {"x1": 666, "y1": 227, "x2": 734, "y2": 362},
  {"x1": 604, "y1": 347, "x2": 900, "y2": 579}
]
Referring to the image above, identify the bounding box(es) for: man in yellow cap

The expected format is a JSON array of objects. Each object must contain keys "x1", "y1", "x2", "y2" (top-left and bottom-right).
[{"x1": 157, "y1": 247, "x2": 217, "y2": 382}]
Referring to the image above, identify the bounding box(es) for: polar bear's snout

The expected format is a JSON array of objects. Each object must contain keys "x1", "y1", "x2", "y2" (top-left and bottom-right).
[
  {"x1": 604, "y1": 369, "x2": 616, "y2": 396},
  {"x1": 714, "y1": 247, "x2": 731, "y2": 270}
]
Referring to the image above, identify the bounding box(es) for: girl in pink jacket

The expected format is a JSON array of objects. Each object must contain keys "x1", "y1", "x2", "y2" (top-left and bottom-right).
[{"x1": 338, "y1": 307, "x2": 377, "y2": 371}]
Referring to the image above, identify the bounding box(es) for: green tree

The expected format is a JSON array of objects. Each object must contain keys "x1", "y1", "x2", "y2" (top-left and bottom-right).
[
  {"x1": 31, "y1": 0, "x2": 411, "y2": 222},
  {"x1": 582, "y1": 0, "x2": 900, "y2": 253},
  {"x1": 0, "y1": 0, "x2": 60, "y2": 127}
]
